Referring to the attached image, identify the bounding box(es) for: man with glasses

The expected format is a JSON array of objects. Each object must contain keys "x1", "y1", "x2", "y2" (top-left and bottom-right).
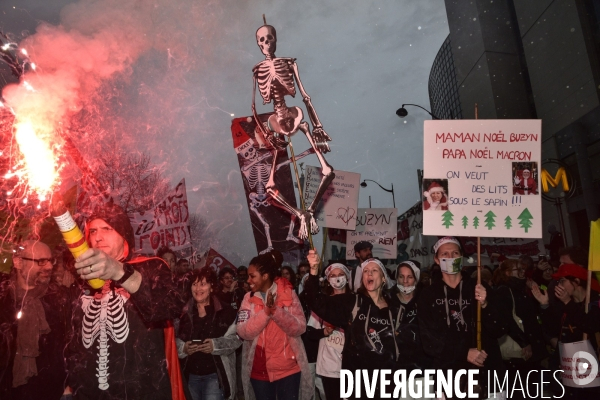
[{"x1": 0, "y1": 239, "x2": 72, "y2": 400}]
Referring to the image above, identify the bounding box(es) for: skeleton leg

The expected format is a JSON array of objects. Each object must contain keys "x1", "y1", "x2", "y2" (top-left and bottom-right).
[
  {"x1": 249, "y1": 194, "x2": 273, "y2": 254},
  {"x1": 265, "y1": 148, "x2": 313, "y2": 240},
  {"x1": 270, "y1": 201, "x2": 303, "y2": 244},
  {"x1": 298, "y1": 121, "x2": 335, "y2": 216}
]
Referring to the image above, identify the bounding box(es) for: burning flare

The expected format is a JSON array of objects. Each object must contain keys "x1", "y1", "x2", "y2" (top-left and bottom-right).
[{"x1": 14, "y1": 120, "x2": 59, "y2": 197}]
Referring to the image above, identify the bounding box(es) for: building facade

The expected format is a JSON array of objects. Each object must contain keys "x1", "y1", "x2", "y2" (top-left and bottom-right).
[{"x1": 430, "y1": 0, "x2": 600, "y2": 251}]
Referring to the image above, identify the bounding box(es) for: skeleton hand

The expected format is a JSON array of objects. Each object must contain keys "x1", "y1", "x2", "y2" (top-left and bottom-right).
[
  {"x1": 75, "y1": 248, "x2": 125, "y2": 282},
  {"x1": 312, "y1": 126, "x2": 331, "y2": 153}
]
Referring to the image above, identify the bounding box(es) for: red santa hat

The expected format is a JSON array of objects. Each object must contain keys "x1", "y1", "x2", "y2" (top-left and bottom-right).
[
  {"x1": 522, "y1": 169, "x2": 530, "y2": 174},
  {"x1": 232, "y1": 125, "x2": 255, "y2": 155},
  {"x1": 426, "y1": 181, "x2": 445, "y2": 193}
]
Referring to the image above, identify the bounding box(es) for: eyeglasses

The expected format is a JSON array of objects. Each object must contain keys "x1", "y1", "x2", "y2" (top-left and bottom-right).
[{"x1": 19, "y1": 257, "x2": 55, "y2": 266}]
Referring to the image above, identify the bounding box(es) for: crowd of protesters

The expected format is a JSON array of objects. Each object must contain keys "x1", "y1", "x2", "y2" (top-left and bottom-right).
[{"x1": 1, "y1": 202, "x2": 599, "y2": 400}]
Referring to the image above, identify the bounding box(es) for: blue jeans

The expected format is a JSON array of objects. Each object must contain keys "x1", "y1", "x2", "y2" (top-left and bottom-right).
[
  {"x1": 188, "y1": 373, "x2": 224, "y2": 400},
  {"x1": 250, "y1": 372, "x2": 301, "y2": 400}
]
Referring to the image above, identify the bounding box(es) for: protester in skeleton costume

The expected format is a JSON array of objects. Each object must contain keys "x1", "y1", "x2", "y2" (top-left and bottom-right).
[
  {"x1": 417, "y1": 237, "x2": 506, "y2": 399},
  {"x1": 513, "y1": 169, "x2": 538, "y2": 195},
  {"x1": 64, "y1": 202, "x2": 185, "y2": 399},
  {"x1": 423, "y1": 181, "x2": 448, "y2": 210},
  {"x1": 0, "y1": 240, "x2": 72, "y2": 400},
  {"x1": 236, "y1": 250, "x2": 312, "y2": 400},
  {"x1": 177, "y1": 267, "x2": 241, "y2": 400},
  {"x1": 305, "y1": 251, "x2": 399, "y2": 399},
  {"x1": 251, "y1": 23, "x2": 335, "y2": 241}
]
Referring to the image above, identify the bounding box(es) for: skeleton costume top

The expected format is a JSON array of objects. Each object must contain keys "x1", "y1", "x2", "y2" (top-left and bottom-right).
[
  {"x1": 66, "y1": 257, "x2": 183, "y2": 399},
  {"x1": 65, "y1": 203, "x2": 185, "y2": 400}
]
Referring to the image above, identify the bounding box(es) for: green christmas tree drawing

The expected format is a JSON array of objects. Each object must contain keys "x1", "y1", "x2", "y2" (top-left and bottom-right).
[
  {"x1": 505, "y1": 216, "x2": 512, "y2": 229},
  {"x1": 473, "y1": 216, "x2": 480, "y2": 229},
  {"x1": 442, "y1": 211, "x2": 454, "y2": 229},
  {"x1": 517, "y1": 208, "x2": 533, "y2": 233},
  {"x1": 462, "y1": 216, "x2": 468, "y2": 229},
  {"x1": 484, "y1": 211, "x2": 496, "y2": 230}
]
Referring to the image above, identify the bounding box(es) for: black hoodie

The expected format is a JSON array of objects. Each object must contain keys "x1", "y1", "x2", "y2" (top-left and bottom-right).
[
  {"x1": 417, "y1": 275, "x2": 505, "y2": 373},
  {"x1": 304, "y1": 274, "x2": 399, "y2": 371}
]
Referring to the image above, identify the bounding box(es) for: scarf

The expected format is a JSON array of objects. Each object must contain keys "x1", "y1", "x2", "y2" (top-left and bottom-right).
[{"x1": 12, "y1": 284, "x2": 50, "y2": 387}]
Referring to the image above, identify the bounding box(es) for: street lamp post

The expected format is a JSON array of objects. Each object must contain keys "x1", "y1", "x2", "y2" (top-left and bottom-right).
[
  {"x1": 360, "y1": 179, "x2": 395, "y2": 208},
  {"x1": 396, "y1": 103, "x2": 440, "y2": 120}
]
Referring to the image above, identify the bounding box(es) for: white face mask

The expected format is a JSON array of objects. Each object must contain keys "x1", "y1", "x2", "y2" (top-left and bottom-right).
[
  {"x1": 397, "y1": 284, "x2": 416, "y2": 294},
  {"x1": 439, "y1": 257, "x2": 462, "y2": 274},
  {"x1": 328, "y1": 276, "x2": 347, "y2": 290}
]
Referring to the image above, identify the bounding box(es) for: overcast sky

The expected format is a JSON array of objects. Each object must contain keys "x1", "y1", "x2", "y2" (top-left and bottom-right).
[{"x1": 0, "y1": 0, "x2": 449, "y2": 265}]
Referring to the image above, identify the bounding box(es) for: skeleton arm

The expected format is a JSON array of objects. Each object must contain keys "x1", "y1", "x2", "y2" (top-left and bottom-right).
[
  {"x1": 290, "y1": 59, "x2": 323, "y2": 129},
  {"x1": 275, "y1": 148, "x2": 314, "y2": 171},
  {"x1": 252, "y1": 74, "x2": 271, "y2": 148}
]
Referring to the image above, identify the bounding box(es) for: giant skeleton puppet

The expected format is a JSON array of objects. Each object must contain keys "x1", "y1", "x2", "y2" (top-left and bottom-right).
[{"x1": 251, "y1": 23, "x2": 335, "y2": 240}]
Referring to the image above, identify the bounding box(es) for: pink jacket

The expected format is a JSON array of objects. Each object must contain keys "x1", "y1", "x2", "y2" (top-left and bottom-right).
[{"x1": 236, "y1": 278, "x2": 313, "y2": 400}]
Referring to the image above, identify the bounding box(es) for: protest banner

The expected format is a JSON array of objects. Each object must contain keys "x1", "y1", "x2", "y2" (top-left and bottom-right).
[
  {"x1": 346, "y1": 208, "x2": 397, "y2": 260},
  {"x1": 231, "y1": 114, "x2": 305, "y2": 254},
  {"x1": 423, "y1": 119, "x2": 542, "y2": 238},
  {"x1": 129, "y1": 179, "x2": 192, "y2": 258},
  {"x1": 326, "y1": 201, "x2": 545, "y2": 270},
  {"x1": 303, "y1": 165, "x2": 360, "y2": 230},
  {"x1": 204, "y1": 248, "x2": 237, "y2": 272}
]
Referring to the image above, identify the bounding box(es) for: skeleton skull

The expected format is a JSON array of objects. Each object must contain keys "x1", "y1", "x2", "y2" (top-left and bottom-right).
[
  {"x1": 256, "y1": 25, "x2": 277, "y2": 57},
  {"x1": 242, "y1": 145, "x2": 258, "y2": 161}
]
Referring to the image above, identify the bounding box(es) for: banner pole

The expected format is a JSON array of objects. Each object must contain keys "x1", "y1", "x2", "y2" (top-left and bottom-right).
[
  {"x1": 286, "y1": 138, "x2": 314, "y2": 250},
  {"x1": 475, "y1": 103, "x2": 482, "y2": 351}
]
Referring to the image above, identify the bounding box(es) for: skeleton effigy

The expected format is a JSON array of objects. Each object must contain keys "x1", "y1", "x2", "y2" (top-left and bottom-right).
[{"x1": 250, "y1": 22, "x2": 335, "y2": 242}]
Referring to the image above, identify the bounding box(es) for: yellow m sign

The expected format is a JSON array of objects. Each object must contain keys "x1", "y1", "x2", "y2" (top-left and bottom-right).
[{"x1": 541, "y1": 167, "x2": 570, "y2": 193}]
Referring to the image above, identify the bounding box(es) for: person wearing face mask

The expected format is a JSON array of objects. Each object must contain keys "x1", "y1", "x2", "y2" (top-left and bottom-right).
[
  {"x1": 312, "y1": 263, "x2": 352, "y2": 400},
  {"x1": 491, "y1": 259, "x2": 548, "y2": 399},
  {"x1": 389, "y1": 260, "x2": 431, "y2": 397},
  {"x1": 305, "y1": 250, "x2": 399, "y2": 399},
  {"x1": 418, "y1": 237, "x2": 506, "y2": 399}
]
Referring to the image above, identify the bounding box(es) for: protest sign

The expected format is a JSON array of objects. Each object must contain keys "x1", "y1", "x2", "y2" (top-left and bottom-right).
[
  {"x1": 423, "y1": 120, "x2": 542, "y2": 238},
  {"x1": 346, "y1": 208, "x2": 397, "y2": 260},
  {"x1": 129, "y1": 179, "x2": 192, "y2": 257},
  {"x1": 231, "y1": 115, "x2": 304, "y2": 254},
  {"x1": 204, "y1": 248, "x2": 236, "y2": 272},
  {"x1": 326, "y1": 201, "x2": 545, "y2": 270},
  {"x1": 303, "y1": 165, "x2": 360, "y2": 230}
]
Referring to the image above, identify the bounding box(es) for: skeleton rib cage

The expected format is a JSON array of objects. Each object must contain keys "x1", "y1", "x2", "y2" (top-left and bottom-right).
[
  {"x1": 253, "y1": 58, "x2": 296, "y2": 106},
  {"x1": 81, "y1": 286, "x2": 130, "y2": 390}
]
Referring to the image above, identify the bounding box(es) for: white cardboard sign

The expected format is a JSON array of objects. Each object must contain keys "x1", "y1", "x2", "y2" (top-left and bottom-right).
[
  {"x1": 303, "y1": 165, "x2": 360, "y2": 230},
  {"x1": 423, "y1": 120, "x2": 542, "y2": 238},
  {"x1": 346, "y1": 208, "x2": 398, "y2": 260}
]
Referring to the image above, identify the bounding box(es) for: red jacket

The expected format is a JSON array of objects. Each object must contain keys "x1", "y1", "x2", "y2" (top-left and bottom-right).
[{"x1": 237, "y1": 277, "x2": 307, "y2": 383}]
